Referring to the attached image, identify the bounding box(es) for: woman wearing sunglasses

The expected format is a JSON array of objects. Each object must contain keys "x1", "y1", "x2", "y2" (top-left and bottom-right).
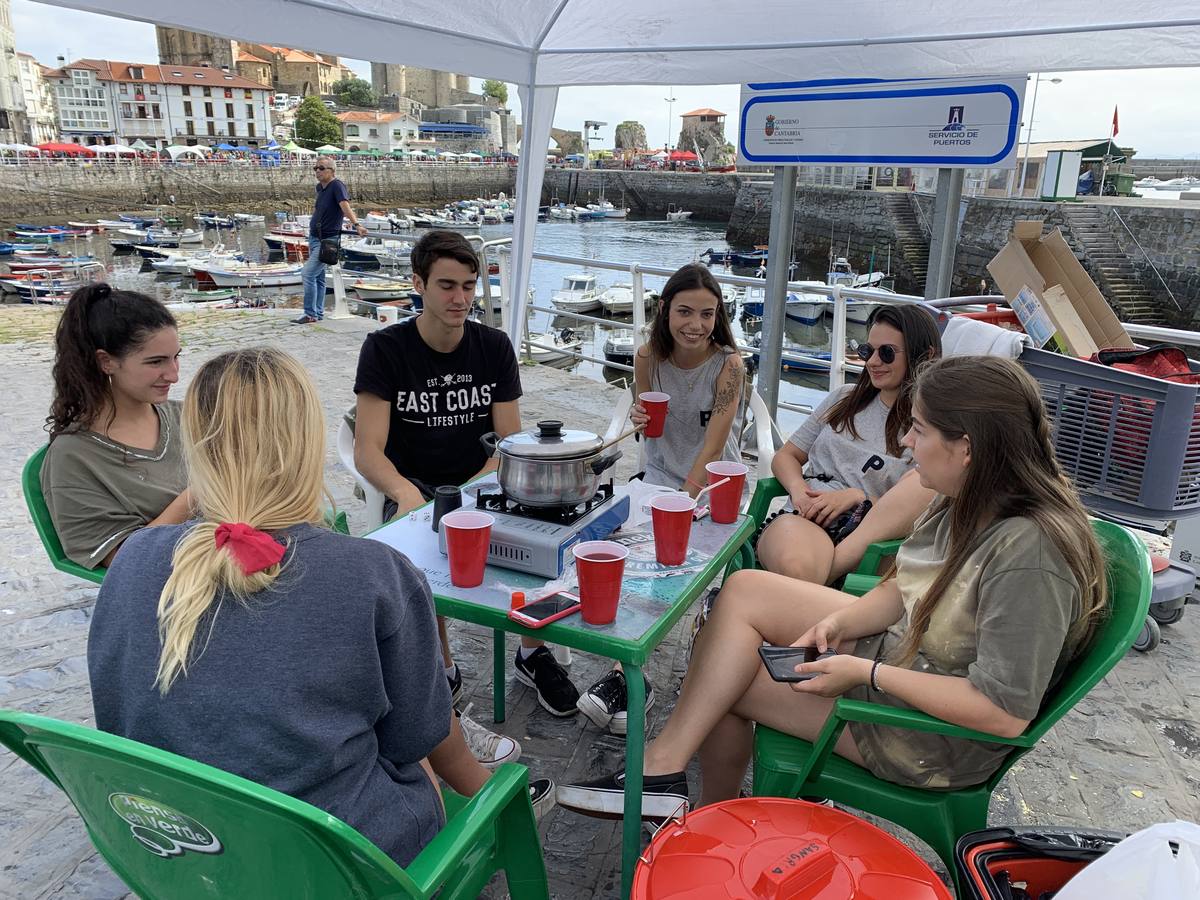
[{"x1": 755, "y1": 304, "x2": 942, "y2": 586}]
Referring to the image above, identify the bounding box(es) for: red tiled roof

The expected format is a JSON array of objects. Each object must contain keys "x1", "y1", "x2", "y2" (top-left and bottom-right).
[
  {"x1": 681, "y1": 107, "x2": 725, "y2": 117},
  {"x1": 43, "y1": 59, "x2": 269, "y2": 91},
  {"x1": 337, "y1": 111, "x2": 411, "y2": 123}
]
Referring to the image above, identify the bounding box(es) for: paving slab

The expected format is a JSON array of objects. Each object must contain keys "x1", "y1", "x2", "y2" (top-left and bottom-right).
[{"x1": 0, "y1": 306, "x2": 1196, "y2": 899}]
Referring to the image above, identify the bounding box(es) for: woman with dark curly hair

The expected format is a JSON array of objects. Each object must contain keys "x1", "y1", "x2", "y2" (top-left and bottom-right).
[{"x1": 41, "y1": 282, "x2": 191, "y2": 570}]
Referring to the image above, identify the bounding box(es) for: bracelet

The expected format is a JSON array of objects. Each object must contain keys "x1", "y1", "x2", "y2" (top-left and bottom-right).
[{"x1": 870, "y1": 660, "x2": 885, "y2": 693}]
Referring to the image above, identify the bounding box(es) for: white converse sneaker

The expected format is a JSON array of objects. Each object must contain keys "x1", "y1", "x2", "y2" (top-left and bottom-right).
[{"x1": 458, "y1": 705, "x2": 521, "y2": 769}]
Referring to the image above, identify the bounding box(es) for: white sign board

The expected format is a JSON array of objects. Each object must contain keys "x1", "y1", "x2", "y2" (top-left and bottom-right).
[{"x1": 738, "y1": 77, "x2": 1026, "y2": 169}]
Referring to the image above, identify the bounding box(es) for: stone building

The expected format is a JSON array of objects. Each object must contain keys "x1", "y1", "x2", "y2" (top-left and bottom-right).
[
  {"x1": 154, "y1": 27, "x2": 235, "y2": 70},
  {"x1": 0, "y1": 0, "x2": 28, "y2": 143},
  {"x1": 16, "y1": 53, "x2": 58, "y2": 144},
  {"x1": 678, "y1": 107, "x2": 727, "y2": 165},
  {"x1": 370, "y1": 64, "x2": 470, "y2": 109}
]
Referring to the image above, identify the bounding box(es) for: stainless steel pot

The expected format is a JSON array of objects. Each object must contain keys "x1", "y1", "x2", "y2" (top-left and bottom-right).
[{"x1": 480, "y1": 419, "x2": 621, "y2": 508}]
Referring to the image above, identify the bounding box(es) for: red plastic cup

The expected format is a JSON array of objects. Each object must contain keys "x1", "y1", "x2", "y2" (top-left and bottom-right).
[
  {"x1": 705, "y1": 461, "x2": 749, "y2": 524},
  {"x1": 650, "y1": 493, "x2": 697, "y2": 566},
  {"x1": 639, "y1": 391, "x2": 670, "y2": 438},
  {"x1": 572, "y1": 540, "x2": 628, "y2": 625},
  {"x1": 441, "y1": 510, "x2": 494, "y2": 588}
]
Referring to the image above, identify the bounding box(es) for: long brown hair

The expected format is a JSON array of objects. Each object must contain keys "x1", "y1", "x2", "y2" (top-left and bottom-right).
[
  {"x1": 888, "y1": 356, "x2": 1108, "y2": 666},
  {"x1": 647, "y1": 263, "x2": 736, "y2": 362},
  {"x1": 47, "y1": 282, "x2": 176, "y2": 438},
  {"x1": 825, "y1": 304, "x2": 941, "y2": 456}
]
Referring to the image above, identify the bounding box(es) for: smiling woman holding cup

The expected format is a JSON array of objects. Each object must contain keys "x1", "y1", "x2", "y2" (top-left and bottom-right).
[{"x1": 576, "y1": 264, "x2": 747, "y2": 736}]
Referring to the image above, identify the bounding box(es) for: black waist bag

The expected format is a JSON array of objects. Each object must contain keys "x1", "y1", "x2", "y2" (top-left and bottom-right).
[{"x1": 318, "y1": 238, "x2": 340, "y2": 265}]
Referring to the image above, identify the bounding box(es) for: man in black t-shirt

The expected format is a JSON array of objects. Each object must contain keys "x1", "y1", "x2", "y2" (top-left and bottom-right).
[{"x1": 354, "y1": 230, "x2": 580, "y2": 719}]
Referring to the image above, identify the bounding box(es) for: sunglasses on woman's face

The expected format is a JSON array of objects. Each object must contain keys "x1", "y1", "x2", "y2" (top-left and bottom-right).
[
  {"x1": 313, "y1": 166, "x2": 328, "y2": 172},
  {"x1": 857, "y1": 343, "x2": 903, "y2": 364}
]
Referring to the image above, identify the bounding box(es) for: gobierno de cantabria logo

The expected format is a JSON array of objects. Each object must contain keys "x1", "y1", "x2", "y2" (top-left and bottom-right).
[
  {"x1": 109, "y1": 793, "x2": 224, "y2": 859},
  {"x1": 765, "y1": 114, "x2": 776, "y2": 137}
]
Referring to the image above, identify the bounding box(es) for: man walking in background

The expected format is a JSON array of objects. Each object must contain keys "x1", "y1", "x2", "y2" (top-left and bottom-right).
[{"x1": 294, "y1": 156, "x2": 367, "y2": 324}]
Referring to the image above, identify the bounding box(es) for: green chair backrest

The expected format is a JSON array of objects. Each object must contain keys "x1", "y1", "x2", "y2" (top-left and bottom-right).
[
  {"x1": 1018, "y1": 518, "x2": 1151, "y2": 746},
  {"x1": 22, "y1": 445, "x2": 106, "y2": 585},
  {"x1": 0, "y1": 710, "x2": 423, "y2": 898}
]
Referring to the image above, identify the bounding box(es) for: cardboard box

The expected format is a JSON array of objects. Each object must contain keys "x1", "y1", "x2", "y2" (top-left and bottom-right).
[{"x1": 987, "y1": 220, "x2": 1134, "y2": 356}]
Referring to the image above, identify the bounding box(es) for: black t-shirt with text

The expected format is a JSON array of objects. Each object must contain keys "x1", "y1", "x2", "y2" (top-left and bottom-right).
[{"x1": 354, "y1": 318, "x2": 522, "y2": 487}]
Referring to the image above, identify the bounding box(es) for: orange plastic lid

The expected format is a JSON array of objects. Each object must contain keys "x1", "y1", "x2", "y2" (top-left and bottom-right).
[
  {"x1": 632, "y1": 797, "x2": 951, "y2": 900},
  {"x1": 1150, "y1": 555, "x2": 1171, "y2": 574}
]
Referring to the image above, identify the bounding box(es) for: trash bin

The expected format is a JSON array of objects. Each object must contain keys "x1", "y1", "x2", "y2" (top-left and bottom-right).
[{"x1": 632, "y1": 797, "x2": 952, "y2": 899}]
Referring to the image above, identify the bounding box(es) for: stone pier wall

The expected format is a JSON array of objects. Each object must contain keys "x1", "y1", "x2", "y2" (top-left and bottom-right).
[
  {"x1": 1100, "y1": 205, "x2": 1200, "y2": 326},
  {"x1": 540, "y1": 169, "x2": 741, "y2": 221},
  {"x1": 0, "y1": 162, "x2": 518, "y2": 219}
]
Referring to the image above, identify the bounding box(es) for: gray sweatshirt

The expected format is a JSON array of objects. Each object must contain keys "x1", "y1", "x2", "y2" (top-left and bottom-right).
[{"x1": 88, "y1": 521, "x2": 451, "y2": 867}]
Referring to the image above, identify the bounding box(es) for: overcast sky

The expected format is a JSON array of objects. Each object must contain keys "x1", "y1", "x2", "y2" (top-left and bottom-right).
[{"x1": 13, "y1": 1, "x2": 1200, "y2": 158}]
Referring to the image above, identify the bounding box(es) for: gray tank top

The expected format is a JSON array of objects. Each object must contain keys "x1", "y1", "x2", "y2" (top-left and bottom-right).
[{"x1": 642, "y1": 347, "x2": 744, "y2": 490}]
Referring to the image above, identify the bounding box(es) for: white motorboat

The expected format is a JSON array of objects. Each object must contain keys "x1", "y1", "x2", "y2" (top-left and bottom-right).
[
  {"x1": 348, "y1": 277, "x2": 415, "y2": 302},
  {"x1": 117, "y1": 227, "x2": 203, "y2": 245},
  {"x1": 195, "y1": 262, "x2": 304, "y2": 287},
  {"x1": 548, "y1": 204, "x2": 578, "y2": 221},
  {"x1": 602, "y1": 330, "x2": 636, "y2": 366},
  {"x1": 343, "y1": 236, "x2": 412, "y2": 266},
  {"x1": 720, "y1": 284, "x2": 741, "y2": 318},
  {"x1": 524, "y1": 328, "x2": 582, "y2": 367},
  {"x1": 551, "y1": 273, "x2": 602, "y2": 312},
  {"x1": 233, "y1": 213, "x2": 266, "y2": 223},
  {"x1": 598, "y1": 282, "x2": 654, "y2": 315},
  {"x1": 784, "y1": 282, "x2": 832, "y2": 325},
  {"x1": 587, "y1": 200, "x2": 630, "y2": 219},
  {"x1": 666, "y1": 204, "x2": 693, "y2": 221},
  {"x1": 151, "y1": 247, "x2": 242, "y2": 274}
]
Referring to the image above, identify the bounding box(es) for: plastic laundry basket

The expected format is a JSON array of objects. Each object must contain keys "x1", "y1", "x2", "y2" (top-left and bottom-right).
[
  {"x1": 632, "y1": 797, "x2": 951, "y2": 899},
  {"x1": 1019, "y1": 347, "x2": 1200, "y2": 519}
]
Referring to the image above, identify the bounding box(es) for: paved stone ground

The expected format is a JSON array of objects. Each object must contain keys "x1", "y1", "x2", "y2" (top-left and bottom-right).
[{"x1": 1, "y1": 306, "x2": 1197, "y2": 899}]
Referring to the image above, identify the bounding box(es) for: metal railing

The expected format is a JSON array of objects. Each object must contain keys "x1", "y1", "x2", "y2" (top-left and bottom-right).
[{"x1": 1110, "y1": 208, "x2": 1181, "y2": 311}]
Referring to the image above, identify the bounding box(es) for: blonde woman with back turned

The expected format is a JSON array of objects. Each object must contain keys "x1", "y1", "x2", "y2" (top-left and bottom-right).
[{"x1": 87, "y1": 348, "x2": 550, "y2": 868}]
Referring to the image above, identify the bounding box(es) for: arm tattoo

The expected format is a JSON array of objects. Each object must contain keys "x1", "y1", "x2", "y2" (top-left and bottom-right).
[{"x1": 711, "y1": 363, "x2": 742, "y2": 417}]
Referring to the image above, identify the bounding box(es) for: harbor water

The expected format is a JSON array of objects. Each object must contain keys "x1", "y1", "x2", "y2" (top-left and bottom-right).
[{"x1": 8, "y1": 215, "x2": 856, "y2": 434}]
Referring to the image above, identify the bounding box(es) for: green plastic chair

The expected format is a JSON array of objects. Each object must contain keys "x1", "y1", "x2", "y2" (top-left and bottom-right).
[
  {"x1": 22, "y1": 446, "x2": 349, "y2": 585},
  {"x1": 751, "y1": 519, "x2": 1151, "y2": 897},
  {"x1": 22, "y1": 445, "x2": 106, "y2": 584},
  {"x1": 0, "y1": 710, "x2": 549, "y2": 900}
]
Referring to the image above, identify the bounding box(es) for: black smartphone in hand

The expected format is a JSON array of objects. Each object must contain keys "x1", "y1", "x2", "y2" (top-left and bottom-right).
[{"x1": 758, "y1": 645, "x2": 836, "y2": 683}]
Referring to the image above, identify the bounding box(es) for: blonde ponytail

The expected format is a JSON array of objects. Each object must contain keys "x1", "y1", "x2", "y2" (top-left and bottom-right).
[{"x1": 154, "y1": 348, "x2": 328, "y2": 694}]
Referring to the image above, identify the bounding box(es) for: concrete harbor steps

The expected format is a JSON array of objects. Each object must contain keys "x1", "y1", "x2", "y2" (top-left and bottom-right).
[{"x1": 0, "y1": 306, "x2": 1197, "y2": 898}]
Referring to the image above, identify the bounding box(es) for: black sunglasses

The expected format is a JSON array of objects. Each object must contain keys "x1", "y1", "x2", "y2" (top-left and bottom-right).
[
  {"x1": 857, "y1": 343, "x2": 903, "y2": 364},
  {"x1": 313, "y1": 165, "x2": 328, "y2": 171}
]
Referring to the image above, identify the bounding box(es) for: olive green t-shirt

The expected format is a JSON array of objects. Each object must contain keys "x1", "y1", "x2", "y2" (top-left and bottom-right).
[
  {"x1": 847, "y1": 506, "x2": 1084, "y2": 790},
  {"x1": 41, "y1": 401, "x2": 187, "y2": 570}
]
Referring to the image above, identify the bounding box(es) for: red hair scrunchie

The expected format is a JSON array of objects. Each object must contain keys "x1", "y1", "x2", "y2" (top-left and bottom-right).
[{"x1": 214, "y1": 522, "x2": 285, "y2": 575}]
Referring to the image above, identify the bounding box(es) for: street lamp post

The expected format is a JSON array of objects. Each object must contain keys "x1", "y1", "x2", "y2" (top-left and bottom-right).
[
  {"x1": 1015, "y1": 74, "x2": 1062, "y2": 197},
  {"x1": 664, "y1": 87, "x2": 676, "y2": 155}
]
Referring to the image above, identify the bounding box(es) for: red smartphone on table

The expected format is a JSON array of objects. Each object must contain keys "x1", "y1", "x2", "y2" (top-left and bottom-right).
[{"x1": 507, "y1": 591, "x2": 582, "y2": 628}]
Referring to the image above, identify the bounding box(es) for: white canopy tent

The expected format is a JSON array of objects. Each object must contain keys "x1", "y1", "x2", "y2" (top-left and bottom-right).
[
  {"x1": 164, "y1": 144, "x2": 209, "y2": 160},
  {"x1": 91, "y1": 143, "x2": 137, "y2": 155},
  {"x1": 38, "y1": 1, "x2": 1200, "y2": 350}
]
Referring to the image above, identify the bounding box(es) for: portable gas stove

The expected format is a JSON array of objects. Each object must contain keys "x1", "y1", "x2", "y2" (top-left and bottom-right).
[{"x1": 438, "y1": 481, "x2": 631, "y2": 578}]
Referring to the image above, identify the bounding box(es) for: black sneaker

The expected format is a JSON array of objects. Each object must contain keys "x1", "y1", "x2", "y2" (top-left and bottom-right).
[
  {"x1": 447, "y1": 666, "x2": 463, "y2": 707},
  {"x1": 291, "y1": 315, "x2": 318, "y2": 324},
  {"x1": 556, "y1": 769, "x2": 689, "y2": 820},
  {"x1": 513, "y1": 647, "x2": 580, "y2": 717},
  {"x1": 576, "y1": 669, "x2": 656, "y2": 736},
  {"x1": 528, "y1": 777, "x2": 556, "y2": 820}
]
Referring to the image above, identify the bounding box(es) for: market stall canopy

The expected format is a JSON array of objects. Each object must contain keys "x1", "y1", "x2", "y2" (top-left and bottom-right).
[
  {"x1": 129, "y1": 138, "x2": 153, "y2": 151},
  {"x1": 0, "y1": 143, "x2": 40, "y2": 153},
  {"x1": 284, "y1": 142, "x2": 316, "y2": 155},
  {"x1": 314, "y1": 144, "x2": 343, "y2": 154},
  {"x1": 92, "y1": 144, "x2": 137, "y2": 155},
  {"x1": 38, "y1": 142, "x2": 95, "y2": 156},
  {"x1": 668, "y1": 149, "x2": 698, "y2": 161},
  {"x1": 214, "y1": 142, "x2": 241, "y2": 151},
  {"x1": 164, "y1": 144, "x2": 209, "y2": 159}
]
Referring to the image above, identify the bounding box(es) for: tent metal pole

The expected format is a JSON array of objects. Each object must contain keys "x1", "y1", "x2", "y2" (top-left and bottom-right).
[
  {"x1": 924, "y1": 167, "x2": 964, "y2": 300},
  {"x1": 758, "y1": 166, "x2": 796, "y2": 416}
]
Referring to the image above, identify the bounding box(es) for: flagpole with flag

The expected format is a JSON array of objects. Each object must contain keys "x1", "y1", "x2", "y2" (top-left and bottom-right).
[{"x1": 1099, "y1": 105, "x2": 1119, "y2": 196}]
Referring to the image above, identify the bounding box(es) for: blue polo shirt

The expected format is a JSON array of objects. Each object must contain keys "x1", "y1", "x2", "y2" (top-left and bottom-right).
[{"x1": 310, "y1": 178, "x2": 350, "y2": 239}]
